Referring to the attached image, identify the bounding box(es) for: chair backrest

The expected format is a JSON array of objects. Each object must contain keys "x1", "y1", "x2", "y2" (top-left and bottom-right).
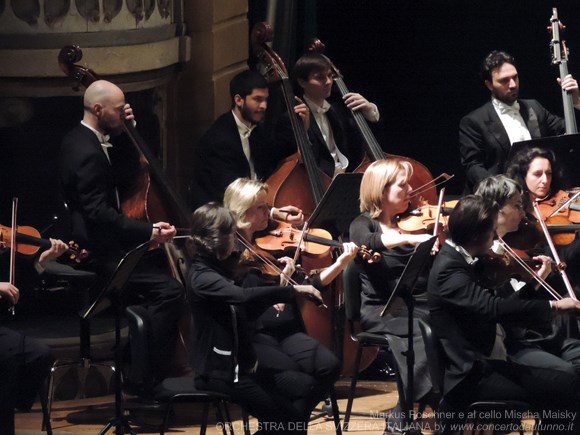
[
  {"x1": 342, "y1": 261, "x2": 363, "y2": 323},
  {"x1": 417, "y1": 317, "x2": 444, "y2": 401},
  {"x1": 124, "y1": 305, "x2": 155, "y2": 394}
]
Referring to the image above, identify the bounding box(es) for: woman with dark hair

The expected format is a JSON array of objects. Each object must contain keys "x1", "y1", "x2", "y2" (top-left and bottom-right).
[
  {"x1": 187, "y1": 202, "x2": 325, "y2": 434},
  {"x1": 428, "y1": 194, "x2": 580, "y2": 434},
  {"x1": 505, "y1": 146, "x2": 580, "y2": 287},
  {"x1": 505, "y1": 147, "x2": 564, "y2": 213}
]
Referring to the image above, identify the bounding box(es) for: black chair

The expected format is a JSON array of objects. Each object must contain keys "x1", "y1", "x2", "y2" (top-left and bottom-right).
[
  {"x1": 124, "y1": 304, "x2": 234, "y2": 435},
  {"x1": 43, "y1": 262, "x2": 115, "y2": 421},
  {"x1": 418, "y1": 317, "x2": 538, "y2": 435},
  {"x1": 342, "y1": 261, "x2": 393, "y2": 430}
]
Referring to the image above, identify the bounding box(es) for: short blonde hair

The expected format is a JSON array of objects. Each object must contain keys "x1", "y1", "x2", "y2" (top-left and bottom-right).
[
  {"x1": 223, "y1": 178, "x2": 269, "y2": 229},
  {"x1": 359, "y1": 159, "x2": 413, "y2": 219}
]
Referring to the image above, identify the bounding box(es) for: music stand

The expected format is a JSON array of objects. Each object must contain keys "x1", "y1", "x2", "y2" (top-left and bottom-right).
[
  {"x1": 380, "y1": 236, "x2": 437, "y2": 435},
  {"x1": 82, "y1": 241, "x2": 151, "y2": 435},
  {"x1": 308, "y1": 172, "x2": 363, "y2": 238},
  {"x1": 510, "y1": 133, "x2": 580, "y2": 187}
]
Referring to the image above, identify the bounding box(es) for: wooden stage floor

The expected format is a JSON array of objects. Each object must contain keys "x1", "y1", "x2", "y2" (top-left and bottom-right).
[
  {"x1": 14, "y1": 379, "x2": 540, "y2": 435},
  {"x1": 16, "y1": 380, "x2": 400, "y2": 435}
]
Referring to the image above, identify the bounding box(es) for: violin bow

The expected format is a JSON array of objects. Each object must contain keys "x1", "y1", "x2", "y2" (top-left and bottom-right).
[
  {"x1": 8, "y1": 198, "x2": 17, "y2": 315},
  {"x1": 546, "y1": 190, "x2": 580, "y2": 218},
  {"x1": 235, "y1": 232, "x2": 299, "y2": 286},
  {"x1": 496, "y1": 236, "x2": 563, "y2": 301},
  {"x1": 532, "y1": 201, "x2": 577, "y2": 300},
  {"x1": 409, "y1": 173, "x2": 454, "y2": 200}
]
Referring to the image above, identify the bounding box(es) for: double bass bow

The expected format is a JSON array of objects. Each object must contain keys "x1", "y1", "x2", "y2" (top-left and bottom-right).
[{"x1": 308, "y1": 38, "x2": 441, "y2": 207}]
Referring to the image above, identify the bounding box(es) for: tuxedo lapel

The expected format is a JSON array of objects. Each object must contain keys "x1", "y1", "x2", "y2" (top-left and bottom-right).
[
  {"x1": 519, "y1": 101, "x2": 541, "y2": 138},
  {"x1": 483, "y1": 102, "x2": 511, "y2": 155}
]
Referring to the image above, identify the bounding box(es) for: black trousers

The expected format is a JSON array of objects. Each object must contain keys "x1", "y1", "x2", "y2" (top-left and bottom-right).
[
  {"x1": 0, "y1": 327, "x2": 53, "y2": 435},
  {"x1": 197, "y1": 331, "x2": 340, "y2": 435},
  {"x1": 94, "y1": 249, "x2": 185, "y2": 381},
  {"x1": 440, "y1": 359, "x2": 580, "y2": 435}
]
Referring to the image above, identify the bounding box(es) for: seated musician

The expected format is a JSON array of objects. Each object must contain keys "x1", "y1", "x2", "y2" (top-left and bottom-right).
[
  {"x1": 276, "y1": 52, "x2": 380, "y2": 178},
  {"x1": 186, "y1": 202, "x2": 325, "y2": 435},
  {"x1": 59, "y1": 80, "x2": 185, "y2": 382},
  {"x1": 189, "y1": 70, "x2": 310, "y2": 211},
  {"x1": 505, "y1": 146, "x2": 580, "y2": 286},
  {"x1": 348, "y1": 159, "x2": 434, "y2": 433},
  {"x1": 475, "y1": 174, "x2": 580, "y2": 375},
  {"x1": 0, "y1": 239, "x2": 67, "y2": 435},
  {"x1": 224, "y1": 177, "x2": 358, "y2": 414},
  {"x1": 428, "y1": 194, "x2": 580, "y2": 434}
]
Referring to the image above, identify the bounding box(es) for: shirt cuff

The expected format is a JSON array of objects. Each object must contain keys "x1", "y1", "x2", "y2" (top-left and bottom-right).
[{"x1": 365, "y1": 104, "x2": 380, "y2": 122}]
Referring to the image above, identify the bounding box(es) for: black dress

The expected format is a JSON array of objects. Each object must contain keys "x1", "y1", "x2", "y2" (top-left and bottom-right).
[{"x1": 349, "y1": 213, "x2": 432, "y2": 401}]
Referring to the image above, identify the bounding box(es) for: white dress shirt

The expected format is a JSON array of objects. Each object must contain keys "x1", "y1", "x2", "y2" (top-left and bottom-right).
[
  {"x1": 232, "y1": 111, "x2": 257, "y2": 180},
  {"x1": 491, "y1": 98, "x2": 532, "y2": 145}
]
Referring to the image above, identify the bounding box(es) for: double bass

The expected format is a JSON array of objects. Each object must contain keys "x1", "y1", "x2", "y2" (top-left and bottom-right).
[
  {"x1": 308, "y1": 39, "x2": 438, "y2": 206},
  {"x1": 251, "y1": 23, "x2": 379, "y2": 375},
  {"x1": 58, "y1": 46, "x2": 193, "y2": 373}
]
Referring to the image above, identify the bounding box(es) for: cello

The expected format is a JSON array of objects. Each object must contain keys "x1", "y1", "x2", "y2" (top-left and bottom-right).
[
  {"x1": 251, "y1": 23, "x2": 378, "y2": 375},
  {"x1": 308, "y1": 38, "x2": 439, "y2": 206}
]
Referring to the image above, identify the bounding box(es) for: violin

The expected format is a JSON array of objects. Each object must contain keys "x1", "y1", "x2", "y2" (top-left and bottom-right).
[
  {"x1": 396, "y1": 199, "x2": 456, "y2": 234},
  {"x1": 532, "y1": 190, "x2": 580, "y2": 246},
  {"x1": 0, "y1": 224, "x2": 88, "y2": 263},
  {"x1": 254, "y1": 221, "x2": 380, "y2": 262}
]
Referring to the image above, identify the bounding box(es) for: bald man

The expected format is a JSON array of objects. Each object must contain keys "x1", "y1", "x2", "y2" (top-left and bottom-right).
[{"x1": 59, "y1": 80, "x2": 185, "y2": 382}]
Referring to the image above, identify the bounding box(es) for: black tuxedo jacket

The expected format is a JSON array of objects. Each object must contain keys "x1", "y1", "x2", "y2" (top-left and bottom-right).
[
  {"x1": 59, "y1": 124, "x2": 152, "y2": 259},
  {"x1": 459, "y1": 99, "x2": 566, "y2": 192},
  {"x1": 189, "y1": 112, "x2": 288, "y2": 210},
  {"x1": 275, "y1": 99, "x2": 366, "y2": 178},
  {"x1": 427, "y1": 243, "x2": 552, "y2": 396}
]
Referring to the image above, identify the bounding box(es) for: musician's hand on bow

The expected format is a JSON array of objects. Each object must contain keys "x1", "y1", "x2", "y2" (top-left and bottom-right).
[
  {"x1": 558, "y1": 74, "x2": 580, "y2": 106},
  {"x1": 552, "y1": 297, "x2": 580, "y2": 313},
  {"x1": 152, "y1": 222, "x2": 176, "y2": 243},
  {"x1": 272, "y1": 206, "x2": 304, "y2": 225},
  {"x1": 293, "y1": 284, "x2": 324, "y2": 306},
  {"x1": 0, "y1": 282, "x2": 19, "y2": 305},
  {"x1": 294, "y1": 96, "x2": 310, "y2": 130},
  {"x1": 273, "y1": 303, "x2": 286, "y2": 315},
  {"x1": 38, "y1": 239, "x2": 69, "y2": 267},
  {"x1": 533, "y1": 255, "x2": 553, "y2": 281},
  {"x1": 278, "y1": 256, "x2": 296, "y2": 285},
  {"x1": 343, "y1": 92, "x2": 379, "y2": 121}
]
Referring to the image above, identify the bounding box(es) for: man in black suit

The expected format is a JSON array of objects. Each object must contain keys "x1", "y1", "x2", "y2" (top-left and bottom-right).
[
  {"x1": 428, "y1": 195, "x2": 580, "y2": 434},
  {"x1": 59, "y1": 80, "x2": 184, "y2": 381},
  {"x1": 189, "y1": 70, "x2": 309, "y2": 213},
  {"x1": 284, "y1": 52, "x2": 379, "y2": 178},
  {"x1": 459, "y1": 50, "x2": 580, "y2": 192}
]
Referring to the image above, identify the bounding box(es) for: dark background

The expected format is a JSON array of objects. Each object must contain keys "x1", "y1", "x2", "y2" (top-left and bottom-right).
[{"x1": 309, "y1": 0, "x2": 580, "y2": 193}]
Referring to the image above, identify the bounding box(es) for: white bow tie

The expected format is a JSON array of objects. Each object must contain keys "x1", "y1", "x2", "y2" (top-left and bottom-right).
[
  {"x1": 499, "y1": 101, "x2": 520, "y2": 115},
  {"x1": 98, "y1": 133, "x2": 111, "y2": 145}
]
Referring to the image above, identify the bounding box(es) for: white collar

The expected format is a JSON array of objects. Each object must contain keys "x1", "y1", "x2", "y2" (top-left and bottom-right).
[
  {"x1": 304, "y1": 95, "x2": 331, "y2": 115},
  {"x1": 232, "y1": 110, "x2": 256, "y2": 139},
  {"x1": 81, "y1": 121, "x2": 111, "y2": 145},
  {"x1": 445, "y1": 239, "x2": 478, "y2": 265}
]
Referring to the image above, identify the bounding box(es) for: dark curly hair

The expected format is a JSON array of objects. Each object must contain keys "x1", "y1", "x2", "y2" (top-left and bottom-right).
[
  {"x1": 505, "y1": 147, "x2": 562, "y2": 211},
  {"x1": 481, "y1": 50, "x2": 516, "y2": 82}
]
